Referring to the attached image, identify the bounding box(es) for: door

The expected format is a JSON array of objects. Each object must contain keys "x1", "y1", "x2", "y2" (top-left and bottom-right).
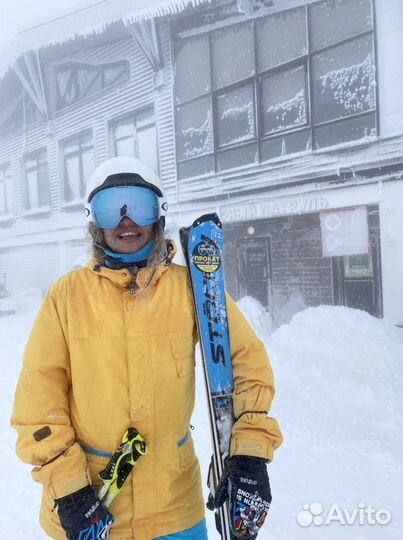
[{"x1": 237, "y1": 237, "x2": 272, "y2": 309}]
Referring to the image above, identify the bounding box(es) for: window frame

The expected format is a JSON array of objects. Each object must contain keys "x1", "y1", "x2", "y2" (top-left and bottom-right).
[
  {"x1": 310, "y1": 29, "x2": 377, "y2": 139},
  {"x1": 55, "y1": 60, "x2": 130, "y2": 111},
  {"x1": 22, "y1": 149, "x2": 50, "y2": 214},
  {"x1": 0, "y1": 163, "x2": 13, "y2": 220},
  {"x1": 61, "y1": 130, "x2": 95, "y2": 205},
  {"x1": 109, "y1": 108, "x2": 159, "y2": 173},
  {"x1": 172, "y1": 0, "x2": 377, "y2": 179}
]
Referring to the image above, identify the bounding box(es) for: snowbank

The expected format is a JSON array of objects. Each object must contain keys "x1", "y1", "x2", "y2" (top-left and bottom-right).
[
  {"x1": 236, "y1": 296, "x2": 273, "y2": 340},
  {"x1": 251, "y1": 304, "x2": 402, "y2": 539},
  {"x1": 195, "y1": 302, "x2": 403, "y2": 539},
  {"x1": 0, "y1": 293, "x2": 43, "y2": 539}
]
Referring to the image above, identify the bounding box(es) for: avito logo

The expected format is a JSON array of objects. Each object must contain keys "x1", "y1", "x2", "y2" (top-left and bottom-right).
[{"x1": 297, "y1": 502, "x2": 392, "y2": 527}]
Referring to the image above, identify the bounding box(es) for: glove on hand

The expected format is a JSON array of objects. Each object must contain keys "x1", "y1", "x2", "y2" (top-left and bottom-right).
[
  {"x1": 214, "y1": 456, "x2": 271, "y2": 539},
  {"x1": 56, "y1": 485, "x2": 114, "y2": 540}
]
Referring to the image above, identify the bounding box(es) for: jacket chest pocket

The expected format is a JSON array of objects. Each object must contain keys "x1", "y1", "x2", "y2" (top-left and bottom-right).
[{"x1": 170, "y1": 337, "x2": 195, "y2": 377}]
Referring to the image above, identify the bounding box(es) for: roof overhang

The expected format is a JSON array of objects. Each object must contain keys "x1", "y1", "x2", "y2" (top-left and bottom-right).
[{"x1": 0, "y1": 0, "x2": 212, "y2": 79}]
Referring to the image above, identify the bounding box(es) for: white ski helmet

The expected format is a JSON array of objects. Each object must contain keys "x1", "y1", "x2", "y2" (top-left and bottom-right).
[{"x1": 84, "y1": 157, "x2": 168, "y2": 225}]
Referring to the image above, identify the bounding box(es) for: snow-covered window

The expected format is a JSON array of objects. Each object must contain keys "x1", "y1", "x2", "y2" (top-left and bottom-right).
[
  {"x1": 176, "y1": 96, "x2": 213, "y2": 159},
  {"x1": 311, "y1": 0, "x2": 375, "y2": 148},
  {"x1": 175, "y1": 34, "x2": 210, "y2": 104},
  {"x1": 23, "y1": 150, "x2": 50, "y2": 212},
  {"x1": 211, "y1": 22, "x2": 254, "y2": 90},
  {"x1": 173, "y1": 0, "x2": 376, "y2": 178},
  {"x1": 62, "y1": 131, "x2": 95, "y2": 203},
  {"x1": 312, "y1": 37, "x2": 376, "y2": 146},
  {"x1": 174, "y1": 33, "x2": 214, "y2": 177},
  {"x1": 256, "y1": 7, "x2": 307, "y2": 71},
  {"x1": 216, "y1": 84, "x2": 255, "y2": 147},
  {"x1": 56, "y1": 61, "x2": 129, "y2": 109},
  {"x1": 262, "y1": 65, "x2": 307, "y2": 135},
  {"x1": 310, "y1": 0, "x2": 372, "y2": 52},
  {"x1": 110, "y1": 108, "x2": 158, "y2": 173},
  {"x1": 0, "y1": 164, "x2": 13, "y2": 217}
]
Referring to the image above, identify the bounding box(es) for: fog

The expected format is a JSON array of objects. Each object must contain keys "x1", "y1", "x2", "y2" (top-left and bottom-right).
[
  {"x1": 0, "y1": 0, "x2": 402, "y2": 539},
  {"x1": 0, "y1": 0, "x2": 87, "y2": 54}
]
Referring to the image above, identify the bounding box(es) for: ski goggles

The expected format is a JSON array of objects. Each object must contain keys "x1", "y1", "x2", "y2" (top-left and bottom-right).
[{"x1": 91, "y1": 185, "x2": 160, "y2": 229}]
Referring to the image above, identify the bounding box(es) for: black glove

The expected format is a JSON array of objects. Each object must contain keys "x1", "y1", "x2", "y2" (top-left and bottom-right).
[
  {"x1": 55, "y1": 485, "x2": 114, "y2": 540},
  {"x1": 214, "y1": 456, "x2": 271, "y2": 539}
]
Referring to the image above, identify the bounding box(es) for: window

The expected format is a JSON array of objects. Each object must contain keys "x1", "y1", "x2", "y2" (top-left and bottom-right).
[
  {"x1": 23, "y1": 150, "x2": 50, "y2": 212},
  {"x1": 56, "y1": 61, "x2": 129, "y2": 109},
  {"x1": 0, "y1": 165, "x2": 13, "y2": 218},
  {"x1": 61, "y1": 131, "x2": 95, "y2": 203},
  {"x1": 110, "y1": 109, "x2": 159, "y2": 173},
  {"x1": 344, "y1": 254, "x2": 374, "y2": 278},
  {"x1": 261, "y1": 65, "x2": 307, "y2": 135},
  {"x1": 173, "y1": 0, "x2": 376, "y2": 178}
]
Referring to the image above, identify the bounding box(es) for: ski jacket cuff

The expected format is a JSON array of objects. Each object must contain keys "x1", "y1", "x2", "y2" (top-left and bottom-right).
[
  {"x1": 230, "y1": 435, "x2": 274, "y2": 461},
  {"x1": 31, "y1": 443, "x2": 91, "y2": 499},
  {"x1": 229, "y1": 412, "x2": 283, "y2": 462}
]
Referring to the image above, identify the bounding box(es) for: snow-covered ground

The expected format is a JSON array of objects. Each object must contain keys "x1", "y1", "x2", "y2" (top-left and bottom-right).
[{"x1": 1, "y1": 292, "x2": 402, "y2": 539}]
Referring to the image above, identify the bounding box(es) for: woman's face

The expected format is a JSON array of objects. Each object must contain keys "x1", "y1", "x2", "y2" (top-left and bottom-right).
[{"x1": 103, "y1": 217, "x2": 154, "y2": 254}]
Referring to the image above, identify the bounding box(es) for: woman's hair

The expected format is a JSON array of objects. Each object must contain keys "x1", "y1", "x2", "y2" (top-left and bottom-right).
[{"x1": 87, "y1": 219, "x2": 167, "y2": 270}]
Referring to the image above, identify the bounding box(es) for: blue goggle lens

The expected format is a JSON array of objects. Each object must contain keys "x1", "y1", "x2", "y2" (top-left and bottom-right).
[{"x1": 91, "y1": 186, "x2": 159, "y2": 229}]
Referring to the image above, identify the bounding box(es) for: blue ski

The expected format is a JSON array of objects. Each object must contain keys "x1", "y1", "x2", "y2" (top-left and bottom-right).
[{"x1": 180, "y1": 213, "x2": 233, "y2": 540}]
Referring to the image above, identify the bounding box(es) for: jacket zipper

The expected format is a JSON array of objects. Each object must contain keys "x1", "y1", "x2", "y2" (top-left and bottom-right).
[{"x1": 130, "y1": 266, "x2": 139, "y2": 295}]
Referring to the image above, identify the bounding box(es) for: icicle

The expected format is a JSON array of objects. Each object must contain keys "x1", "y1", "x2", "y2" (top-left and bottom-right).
[
  {"x1": 1, "y1": 0, "x2": 212, "y2": 76},
  {"x1": 281, "y1": 138, "x2": 286, "y2": 156}
]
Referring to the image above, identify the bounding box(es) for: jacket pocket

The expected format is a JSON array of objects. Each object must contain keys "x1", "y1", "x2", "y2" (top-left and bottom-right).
[{"x1": 170, "y1": 337, "x2": 195, "y2": 377}]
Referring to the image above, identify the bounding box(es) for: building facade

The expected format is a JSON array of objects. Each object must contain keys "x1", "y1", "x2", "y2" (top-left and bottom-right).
[{"x1": 0, "y1": 0, "x2": 402, "y2": 325}]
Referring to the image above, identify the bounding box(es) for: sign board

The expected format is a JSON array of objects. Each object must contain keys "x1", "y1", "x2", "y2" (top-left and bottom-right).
[
  {"x1": 220, "y1": 195, "x2": 329, "y2": 223},
  {"x1": 245, "y1": 246, "x2": 268, "y2": 280},
  {"x1": 320, "y1": 206, "x2": 369, "y2": 257}
]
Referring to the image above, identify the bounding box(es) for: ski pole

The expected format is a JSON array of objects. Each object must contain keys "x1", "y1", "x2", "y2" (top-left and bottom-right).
[{"x1": 98, "y1": 427, "x2": 146, "y2": 508}]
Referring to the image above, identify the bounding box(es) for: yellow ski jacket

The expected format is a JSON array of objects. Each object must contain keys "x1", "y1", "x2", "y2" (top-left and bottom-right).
[{"x1": 11, "y1": 248, "x2": 282, "y2": 540}]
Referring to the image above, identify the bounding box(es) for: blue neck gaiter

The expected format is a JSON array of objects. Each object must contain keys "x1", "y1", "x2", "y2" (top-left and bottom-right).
[{"x1": 104, "y1": 240, "x2": 155, "y2": 268}]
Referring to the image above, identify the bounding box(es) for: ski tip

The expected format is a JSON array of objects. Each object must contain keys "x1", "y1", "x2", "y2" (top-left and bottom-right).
[
  {"x1": 192, "y1": 213, "x2": 222, "y2": 229},
  {"x1": 179, "y1": 226, "x2": 191, "y2": 249}
]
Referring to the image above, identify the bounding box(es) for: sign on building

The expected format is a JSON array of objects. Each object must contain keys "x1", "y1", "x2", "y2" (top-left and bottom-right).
[{"x1": 320, "y1": 206, "x2": 369, "y2": 257}]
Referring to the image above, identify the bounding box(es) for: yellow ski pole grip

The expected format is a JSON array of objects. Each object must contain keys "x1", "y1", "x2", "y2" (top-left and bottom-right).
[{"x1": 98, "y1": 427, "x2": 147, "y2": 507}]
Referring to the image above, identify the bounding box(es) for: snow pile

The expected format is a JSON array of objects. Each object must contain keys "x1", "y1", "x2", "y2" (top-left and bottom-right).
[
  {"x1": 273, "y1": 291, "x2": 308, "y2": 327},
  {"x1": 0, "y1": 291, "x2": 43, "y2": 539},
  {"x1": 195, "y1": 302, "x2": 403, "y2": 539},
  {"x1": 262, "y1": 305, "x2": 403, "y2": 540},
  {"x1": 236, "y1": 296, "x2": 273, "y2": 340}
]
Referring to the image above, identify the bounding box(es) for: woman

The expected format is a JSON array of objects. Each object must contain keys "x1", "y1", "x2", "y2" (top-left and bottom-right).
[{"x1": 11, "y1": 157, "x2": 283, "y2": 540}]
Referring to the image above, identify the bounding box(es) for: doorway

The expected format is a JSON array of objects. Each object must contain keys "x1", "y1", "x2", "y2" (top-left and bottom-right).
[{"x1": 237, "y1": 237, "x2": 272, "y2": 309}]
